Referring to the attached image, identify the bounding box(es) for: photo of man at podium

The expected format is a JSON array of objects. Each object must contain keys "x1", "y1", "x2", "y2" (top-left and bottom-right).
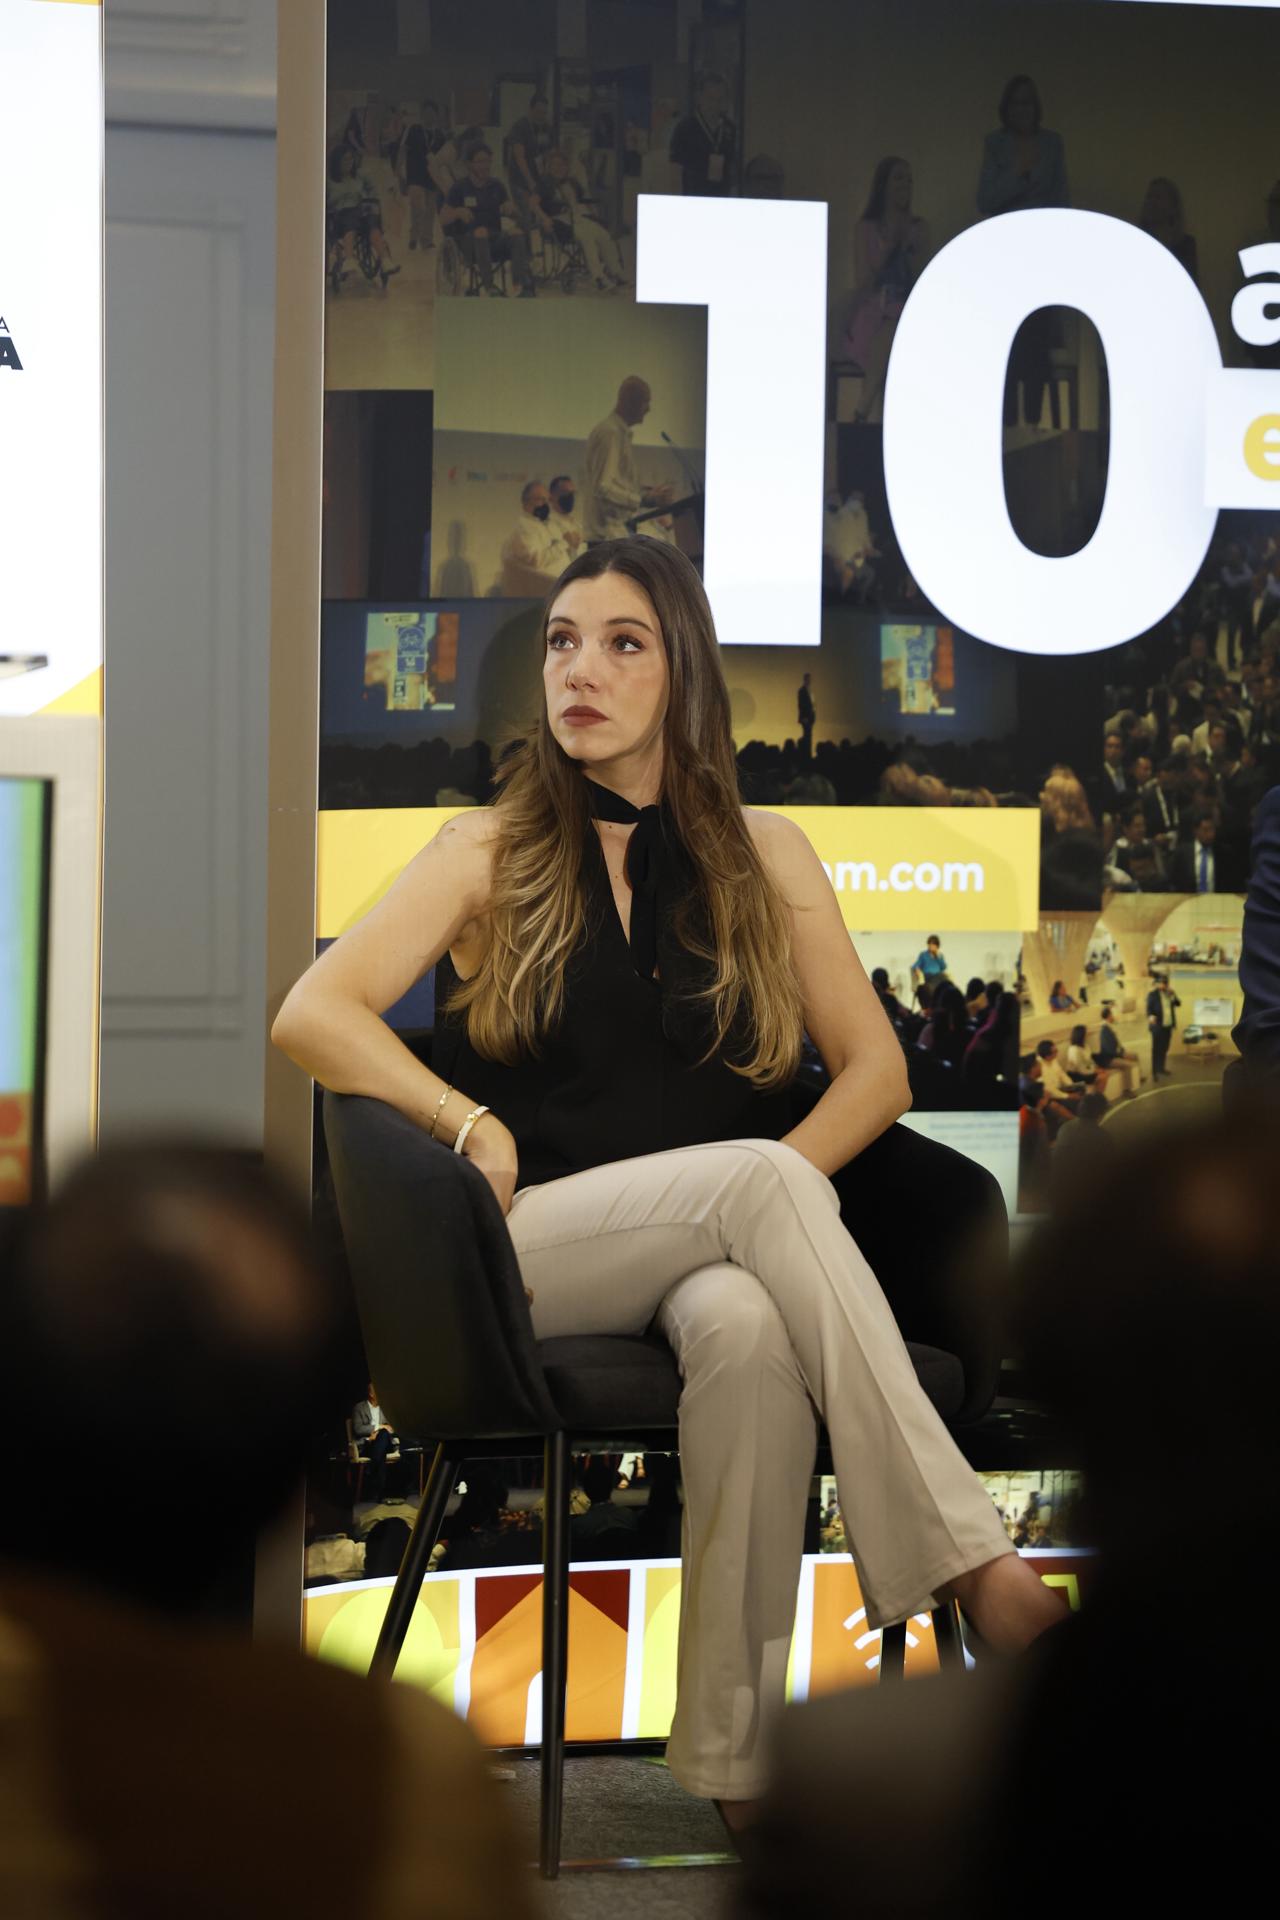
[{"x1": 583, "y1": 375, "x2": 676, "y2": 545}]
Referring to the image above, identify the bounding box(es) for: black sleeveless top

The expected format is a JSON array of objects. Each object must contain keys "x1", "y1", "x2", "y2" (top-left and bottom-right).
[{"x1": 432, "y1": 821, "x2": 791, "y2": 1189}]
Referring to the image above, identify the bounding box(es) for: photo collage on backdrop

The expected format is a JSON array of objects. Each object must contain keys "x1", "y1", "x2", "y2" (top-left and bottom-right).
[{"x1": 309, "y1": 0, "x2": 1280, "y2": 1578}]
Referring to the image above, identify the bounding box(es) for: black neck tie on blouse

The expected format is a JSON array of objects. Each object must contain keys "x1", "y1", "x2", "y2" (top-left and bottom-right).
[{"x1": 585, "y1": 779, "x2": 670, "y2": 980}]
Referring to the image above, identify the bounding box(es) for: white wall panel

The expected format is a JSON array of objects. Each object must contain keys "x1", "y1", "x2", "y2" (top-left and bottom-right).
[{"x1": 101, "y1": 3, "x2": 275, "y2": 1140}]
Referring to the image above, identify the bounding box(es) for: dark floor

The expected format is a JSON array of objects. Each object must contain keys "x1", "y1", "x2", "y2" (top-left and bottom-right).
[{"x1": 501, "y1": 1755, "x2": 743, "y2": 1916}]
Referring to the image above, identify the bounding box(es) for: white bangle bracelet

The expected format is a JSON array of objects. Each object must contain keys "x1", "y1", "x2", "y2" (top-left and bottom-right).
[{"x1": 453, "y1": 1105, "x2": 490, "y2": 1155}]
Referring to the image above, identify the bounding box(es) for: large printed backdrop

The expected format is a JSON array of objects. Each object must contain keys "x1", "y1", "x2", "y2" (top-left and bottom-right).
[
  {"x1": 306, "y1": 0, "x2": 1278, "y2": 1697},
  {"x1": 316, "y1": 0, "x2": 1279, "y2": 1225}
]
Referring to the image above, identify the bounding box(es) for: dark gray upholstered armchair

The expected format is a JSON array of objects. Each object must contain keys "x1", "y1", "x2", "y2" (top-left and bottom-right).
[{"x1": 323, "y1": 1069, "x2": 1006, "y2": 1877}]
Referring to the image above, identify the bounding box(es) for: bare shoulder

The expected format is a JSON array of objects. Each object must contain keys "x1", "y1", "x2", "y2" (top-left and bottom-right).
[
  {"x1": 416, "y1": 805, "x2": 500, "y2": 918},
  {"x1": 742, "y1": 807, "x2": 829, "y2": 903},
  {"x1": 743, "y1": 806, "x2": 820, "y2": 866},
  {"x1": 431, "y1": 805, "x2": 502, "y2": 852}
]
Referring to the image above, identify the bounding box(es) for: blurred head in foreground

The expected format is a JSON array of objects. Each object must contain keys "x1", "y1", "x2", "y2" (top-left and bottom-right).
[
  {"x1": 1018, "y1": 1101, "x2": 1280, "y2": 1591},
  {"x1": 0, "y1": 1145, "x2": 347, "y2": 1615}
]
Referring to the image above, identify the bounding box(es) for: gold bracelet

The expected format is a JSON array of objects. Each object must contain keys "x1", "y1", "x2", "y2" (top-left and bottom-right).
[{"x1": 428, "y1": 1085, "x2": 452, "y2": 1140}]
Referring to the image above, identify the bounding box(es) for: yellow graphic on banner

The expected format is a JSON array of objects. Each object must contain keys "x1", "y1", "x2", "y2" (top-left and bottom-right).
[
  {"x1": 1243, "y1": 413, "x2": 1280, "y2": 482},
  {"x1": 309, "y1": 1580, "x2": 460, "y2": 1710},
  {"x1": 37, "y1": 666, "x2": 102, "y2": 716},
  {"x1": 317, "y1": 805, "x2": 1040, "y2": 940},
  {"x1": 302, "y1": 1554, "x2": 1087, "y2": 1742},
  {"x1": 638, "y1": 1566, "x2": 681, "y2": 1739}
]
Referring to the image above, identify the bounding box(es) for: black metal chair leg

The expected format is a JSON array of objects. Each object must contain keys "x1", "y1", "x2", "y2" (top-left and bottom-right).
[
  {"x1": 932, "y1": 1601, "x2": 965, "y2": 1672},
  {"x1": 369, "y1": 1442, "x2": 459, "y2": 1680},
  {"x1": 540, "y1": 1430, "x2": 571, "y2": 1880},
  {"x1": 879, "y1": 1619, "x2": 907, "y2": 1681}
]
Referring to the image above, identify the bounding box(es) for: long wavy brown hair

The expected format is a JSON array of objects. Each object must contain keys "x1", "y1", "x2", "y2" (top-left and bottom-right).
[{"x1": 446, "y1": 537, "x2": 805, "y2": 1088}]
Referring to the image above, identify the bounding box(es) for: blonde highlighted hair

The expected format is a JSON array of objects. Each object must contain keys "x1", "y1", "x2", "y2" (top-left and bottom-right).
[{"x1": 446, "y1": 538, "x2": 805, "y2": 1088}]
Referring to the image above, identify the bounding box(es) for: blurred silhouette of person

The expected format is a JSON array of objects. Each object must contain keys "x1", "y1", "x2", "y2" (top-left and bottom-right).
[
  {"x1": 917, "y1": 982, "x2": 970, "y2": 1072},
  {"x1": 669, "y1": 71, "x2": 736, "y2": 197},
  {"x1": 962, "y1": 988, "x2": 1018, "y2": 1095},
  {"x1": 0, "y1": 1147, "x2": 530, "y2": 1920},
  {"x1": 583, "y1": 376, "x2": 674, "y2": 543},
  {"x1": 1048, "y1": 1090, "x2": 1112, "y2": 1211},
  {"x1": 911, "y1": 935, "x2": 949, "y2": 992},
  {"x1": 547, "y1": 471, "x2": 585, "y2": 570},
  {"x1": 636, "y1": 1451, "x2": 683, "y2": 1558},
  {"x1": 842, "y1": 156, "x2": 930, "y2": 425},
  {"x1": 1147, "y1": 973, "x2": 1181, "y2": 1078},
  {"x1": 537, "y1": 148, "x2": 627, "y2": 291},
  {"x1": 870, "y1": 966, "x2": 913, "y2": 1032},
  {"x1": 570, "y1": 1457, "x2": 638, "y2": 1559},
  {"x1": 741, "y1": 1108, "x2": 1279, "y2": 1917},
  {"x1": 822, "y1": 487, "x2": 880, "y2": 602},
  {"x1": 977, "y1": 75, "x2": 1069, "y2": 427},
  {"x1": 1170, "y1": 811, "x2": 1241, "y2": 892},
  {"x1": 797, "y1": 673, "x2": 815, "y2": 759},
  {"x1": 399, "y1": 97, "x2": 449, "y2": 252},
  {"x1": 505, "y1": 88, "x2": 553, "y2": 223},
  {"x1": 1231, "y1": 784, "x2": 1280, "y2": 1090},
  {"x1": 498, "y1": 479, "x2": 562, "y2": 596},
  {"x1": 440, "y1": 143, "x2": 534, "y2": 297},
  {"x1": 1139, "y1": 176, "x2": 1199, "y2": 285},
  {"x1": 1017, "y1": 1079, "x2": 1050, "y2": 1210},
  {"x1": 1220, "y1": 541, "x2": 1255, "y2": 664},
  {"x1": 435, "y1": 519, "x2": 476, "y2": 597},
  {"x1": 1039, "y1": 766, "x2": 1102, "y2": 910},
  {"x1": 1095, "y1": 1004, "x2": 1140, "y2": 1096},
  {"x1": 350, "y1": 1379, "x2": 399, "y2": 1501}
]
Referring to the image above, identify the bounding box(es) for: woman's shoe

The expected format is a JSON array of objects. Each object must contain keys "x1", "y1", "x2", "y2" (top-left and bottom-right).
[{"x1": 711, "y1": 1798, "x2": 763, "y2": 1866}]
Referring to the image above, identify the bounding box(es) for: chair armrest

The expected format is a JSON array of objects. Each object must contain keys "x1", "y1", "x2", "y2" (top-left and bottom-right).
[{"x1": 324, "y1": 1092, "x2": 560, "y2": 1442}]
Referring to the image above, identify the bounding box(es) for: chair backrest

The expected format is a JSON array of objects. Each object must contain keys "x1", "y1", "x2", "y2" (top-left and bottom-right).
[{"x1": 323, "y1": 1093, "x2": 560, "y2": 1442}]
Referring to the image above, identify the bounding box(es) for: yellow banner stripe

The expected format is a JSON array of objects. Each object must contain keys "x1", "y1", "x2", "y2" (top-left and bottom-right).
[
  {"x1": 37, "y1": 666, "x2": 102, "y2": 716},
  {"x1": 317, "y1": 804, "x2": 1041, "y2": 940}
]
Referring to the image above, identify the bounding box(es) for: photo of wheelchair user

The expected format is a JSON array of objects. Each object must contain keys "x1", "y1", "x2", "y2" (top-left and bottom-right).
[{"x1": 325, "y1": 145, "x2": 401, "y2": 295}]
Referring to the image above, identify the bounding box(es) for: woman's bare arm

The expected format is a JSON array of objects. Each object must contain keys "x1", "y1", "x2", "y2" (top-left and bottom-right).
[
  {"x1": 271, "y1": 811, "x2": 509, "y2": 1158},
  {"x1": 748, "y1": 811, "x2": 911, "y2": 1175}
]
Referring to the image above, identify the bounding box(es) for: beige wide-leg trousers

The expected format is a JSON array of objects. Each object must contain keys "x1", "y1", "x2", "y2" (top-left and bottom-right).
[{"x1": 505, "y1": 1136, "x2": 1013, "y2": 1800}]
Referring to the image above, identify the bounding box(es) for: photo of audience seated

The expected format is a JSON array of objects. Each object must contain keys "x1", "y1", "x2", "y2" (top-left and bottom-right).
[
  {"x1": 855, "y1": 931, "x2": 1021, "y2": 1112},
  {"x1": 430, "y1": 297, "x2": 705, "y2": 597},
  {"x1": 819, "y1": 1465, "x2": 1081, "y2": 1562},
  {"x1": 440, "y1": 140, "x2": 537, "y2": 298},
  {"x1": 324, "y1": 1, "x2": 747, "y2": 324},
  {"x1": 1101, "y1": 512, "x2": 1280, "y2": 891},
  {"x1": 324, "y1": 83, "x2": 435, "y2": 389},
  {"x1": 1017, "y1": 892, "x2": 1246, "y2": 1210},
  {"x1": 306, "y1": 1441, "x2": 690, "y2": 1590}
]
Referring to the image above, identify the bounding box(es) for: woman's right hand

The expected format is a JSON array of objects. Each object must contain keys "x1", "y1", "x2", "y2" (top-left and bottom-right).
[{"x1": 461, "y1": 1110, "x2": 519, "y2": 1218}]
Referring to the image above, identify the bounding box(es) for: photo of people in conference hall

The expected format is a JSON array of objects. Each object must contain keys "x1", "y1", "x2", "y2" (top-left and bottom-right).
[{"x1": 6, "y1": 0, "x2": 1280, "y2": 1911}]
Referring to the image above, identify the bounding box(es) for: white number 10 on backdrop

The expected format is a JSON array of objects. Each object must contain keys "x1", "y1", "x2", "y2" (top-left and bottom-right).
[{"x1": 636, "y1": 195, "x2": 1280, "y2": 659}]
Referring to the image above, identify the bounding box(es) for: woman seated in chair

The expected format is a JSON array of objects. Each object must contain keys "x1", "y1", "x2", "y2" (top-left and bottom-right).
[{"x1": 273, "y1": 538, "x2": 1064, "y2": 1840}]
